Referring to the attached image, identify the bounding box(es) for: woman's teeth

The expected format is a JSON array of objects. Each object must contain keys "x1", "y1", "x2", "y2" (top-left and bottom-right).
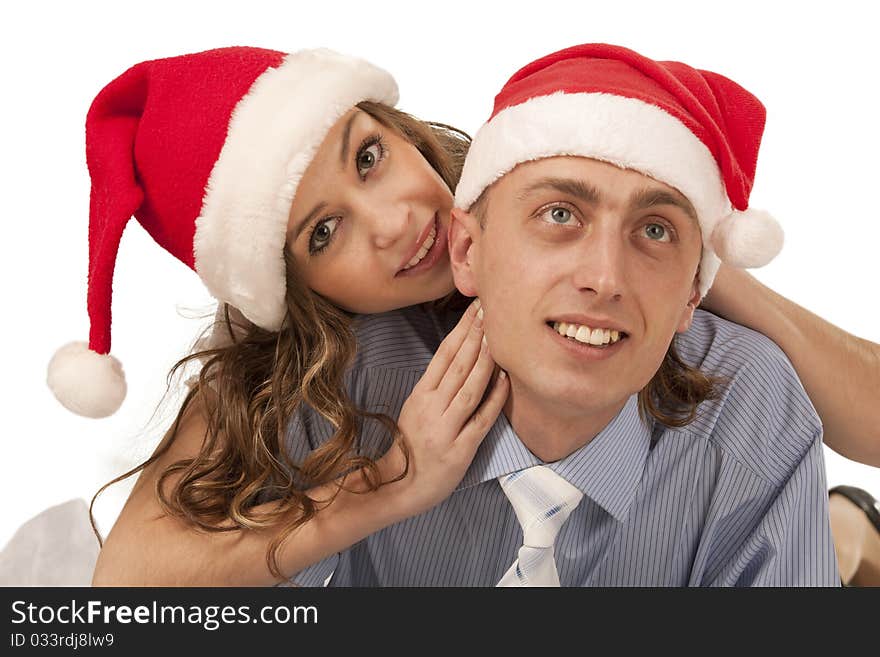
[
  {"x1": 552, "y1": 321, "x2": 623, "y2": 346},
  {"x1": 402, "y1": 226, "x2": 437, "y2": 270}
]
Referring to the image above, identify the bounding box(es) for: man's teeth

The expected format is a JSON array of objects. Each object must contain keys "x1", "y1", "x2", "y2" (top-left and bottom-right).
[
  {"x1": 552, "y1": 321, "x2": 622, "y2": 346},
  {"x1": 402, "y1": 226, "x2": 437, "y2": 270}
]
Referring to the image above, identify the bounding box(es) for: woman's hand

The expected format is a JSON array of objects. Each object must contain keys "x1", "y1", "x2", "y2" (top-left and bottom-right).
[{"x1": 379, "y1": 299, "x2": 509, "y2": 518}]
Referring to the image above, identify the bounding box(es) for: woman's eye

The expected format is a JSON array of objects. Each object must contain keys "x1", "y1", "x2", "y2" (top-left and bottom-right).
[
  {"x1": 643, "y1": 222, "x2": 671, "y2": 242},
  {"x1": 357, "y1": 142, "x2": 383, "y2": 177},
  {"x1": 540, "y1": 206, "x2": 578, "y2": 226},
  {"x1": 309, "y1": 217, "x2": 340, "y2": 253}
]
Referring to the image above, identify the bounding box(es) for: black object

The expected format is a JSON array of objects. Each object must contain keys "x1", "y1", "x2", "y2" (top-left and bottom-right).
[{"x1": 830, "y1": 485, "x2": 880, "y2": 536}]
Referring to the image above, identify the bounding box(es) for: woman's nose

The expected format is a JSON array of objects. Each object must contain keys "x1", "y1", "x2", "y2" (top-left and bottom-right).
[{"x1": 366, "y1": 202, "x2": 411, "y2": 250}]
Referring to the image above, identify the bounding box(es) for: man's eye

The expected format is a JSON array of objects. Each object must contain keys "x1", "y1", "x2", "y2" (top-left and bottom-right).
[
  {"x1": 643, "y1": 222, "x2": 671, "y2": 242},
  {"x1": 357, "y1": 142, "x2": 383, "y2": 177},
  {"x1": 309, "y1": 217, "x2": 340, "y2": 254},
  {"x1": 541, "y1": 206, "x2": 577, "y2": 226}
]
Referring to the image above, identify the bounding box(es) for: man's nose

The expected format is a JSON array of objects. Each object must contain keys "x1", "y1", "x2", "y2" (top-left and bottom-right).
[{"x1": 571, "y1": 228, "x2": 626, "y2": 302}]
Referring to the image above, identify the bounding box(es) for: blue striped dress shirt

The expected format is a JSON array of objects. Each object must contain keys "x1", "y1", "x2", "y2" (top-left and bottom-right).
[{"x1": 282, "y1": 306, "x2": 838, "y2": 587}]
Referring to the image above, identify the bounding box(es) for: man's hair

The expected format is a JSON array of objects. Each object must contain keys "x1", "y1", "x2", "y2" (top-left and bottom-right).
[{"x1": 469, "y1": 187, "x2": 491, "y2": 229}]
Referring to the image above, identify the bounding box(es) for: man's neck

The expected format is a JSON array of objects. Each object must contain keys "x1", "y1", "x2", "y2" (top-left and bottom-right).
[{"x1": 503, "y1": 383, "x2": 627, "y2": 463}]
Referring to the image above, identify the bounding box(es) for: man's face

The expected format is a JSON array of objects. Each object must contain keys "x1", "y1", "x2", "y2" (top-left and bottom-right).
[{"x1": 451, "y1": 156, "x2": 703, "y2": 420}]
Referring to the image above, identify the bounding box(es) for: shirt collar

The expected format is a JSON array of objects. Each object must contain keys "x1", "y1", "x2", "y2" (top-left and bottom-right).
[{"x1": 455, "y1": 395, "x2": 652, "y2": 522}]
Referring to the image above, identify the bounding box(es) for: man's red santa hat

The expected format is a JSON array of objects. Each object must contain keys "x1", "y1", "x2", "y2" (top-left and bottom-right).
[
  {"x1": 47, "y1": 46, "x2": 398, "y2": 418},
  {"x1": 455, "y1": 43, "x2": 783, "y2": 295}
]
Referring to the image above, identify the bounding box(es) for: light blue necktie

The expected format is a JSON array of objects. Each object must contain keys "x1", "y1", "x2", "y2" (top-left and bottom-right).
[{"x1": 497, "y1": 466, "x2": 584, "y2": 587}]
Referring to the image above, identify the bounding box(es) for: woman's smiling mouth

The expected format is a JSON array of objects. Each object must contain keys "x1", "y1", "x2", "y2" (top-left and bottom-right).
[{"x1": 396, "y1": 213, "x2": 447, "y2": 277}]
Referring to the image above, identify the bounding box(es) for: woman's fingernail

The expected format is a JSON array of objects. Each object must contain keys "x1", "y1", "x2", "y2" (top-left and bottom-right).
[
  {"x1": 482, "y1": 335, "x2": 488, "y2": 347},
  {"x1": 473, "y1": 297, "x2": 481, "y2": 309},
  {"x1": 499, "y1": 369, "x2": 507, "y2": 379},
  {"x1": 477, "y1": 307, "x2": 484, "y2": 320}
]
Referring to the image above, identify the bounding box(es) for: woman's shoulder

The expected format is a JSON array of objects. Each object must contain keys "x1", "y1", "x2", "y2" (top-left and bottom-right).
[{"x1": 350, "y1": 304, "x2": 464, "y2": 373}]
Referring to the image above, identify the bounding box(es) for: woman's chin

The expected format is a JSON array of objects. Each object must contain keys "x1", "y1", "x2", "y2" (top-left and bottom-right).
[{"x1": 317, "y1": 265, "x2": 457, "y2": 316}]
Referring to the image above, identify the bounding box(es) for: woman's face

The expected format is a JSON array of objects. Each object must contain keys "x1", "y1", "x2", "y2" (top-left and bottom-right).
[{"x1": 286, "y1": 108, "x2": 456, "y2": 314}]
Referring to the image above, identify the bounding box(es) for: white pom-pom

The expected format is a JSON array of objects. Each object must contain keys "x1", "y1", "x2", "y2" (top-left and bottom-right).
[
  {"x1": 711, "y1": 208, "x2": 784, "y2": 268},
  {"x1": 47, "y1": 342, "x2": 126, "y2": 418}
]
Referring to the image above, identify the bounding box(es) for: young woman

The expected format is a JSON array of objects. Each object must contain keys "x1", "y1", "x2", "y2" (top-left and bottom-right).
[
  {"x1": 63, "y1": 46, "x2": 878, "y2": 586},
  {"x1": 46, "y1": 46, "x2": 509, "y2": 586}
]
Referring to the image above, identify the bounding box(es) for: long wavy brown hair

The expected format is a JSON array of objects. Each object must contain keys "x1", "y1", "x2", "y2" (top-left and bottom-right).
[
  {"x1": 91, "y1": 101, "x2": 721, "y2": 584},
  {"x1": 89, "y1": 101, "x2": 471, "y2": 581}
]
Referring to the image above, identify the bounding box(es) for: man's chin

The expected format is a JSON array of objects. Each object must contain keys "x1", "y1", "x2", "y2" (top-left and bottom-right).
[{"x1": 512, "y1": 368, "x2": 623, "y2": 414}]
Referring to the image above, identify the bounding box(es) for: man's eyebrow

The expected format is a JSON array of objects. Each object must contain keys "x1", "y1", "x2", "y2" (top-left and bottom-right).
[
  {"x1": 629, "y1": 187, "x2": 698, "y2": 224},
  {"x1": 288, "y1": 201, "x2": 327, "y2": 245},
  {"x1": 517, "y1": 177, "x2": 600, "y2": 204},
  {"x1": 339, "y1": 111, "x2": 360, "y2": 168}
]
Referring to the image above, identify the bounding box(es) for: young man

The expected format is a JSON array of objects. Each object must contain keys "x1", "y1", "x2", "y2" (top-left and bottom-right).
[{"x1": 288, "y1": 43, "x2": 838, "y2": 586}]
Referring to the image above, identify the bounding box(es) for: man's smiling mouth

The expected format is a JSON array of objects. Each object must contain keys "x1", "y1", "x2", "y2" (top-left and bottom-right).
[{"x1": 546, "y1": 321, "x2": 628, "y2": 347}]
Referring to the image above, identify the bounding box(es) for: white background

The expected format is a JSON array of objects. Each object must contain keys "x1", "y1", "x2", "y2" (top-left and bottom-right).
[{"x1": 1, "y1": 0, "x2": 877, "y2": 549}]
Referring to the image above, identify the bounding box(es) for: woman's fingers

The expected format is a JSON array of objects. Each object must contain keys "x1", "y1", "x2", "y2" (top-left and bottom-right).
[
  {"x1": 455, "y1": 368, "x2": 509, "y2": 457},
  {"x1": 444, "y1": 332, "x2": 497, "y2": 424},
  {"x1": 435, "y1": 312, "x2": 484, "y2": 405},
  {"x1": 417, "y1": 298, "x2": 481, "y2": 391}
]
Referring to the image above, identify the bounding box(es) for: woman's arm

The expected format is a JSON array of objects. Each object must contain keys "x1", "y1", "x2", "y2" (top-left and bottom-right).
[
  {"x1": 93, "y1": 300, "x2": 508, "y2": 586},
  {"x1": 701, "y1": 264, "x2": 880, "y2": 467},
  {"x1": 92, "y1": 395, "x2": 406, "y2": 586}
]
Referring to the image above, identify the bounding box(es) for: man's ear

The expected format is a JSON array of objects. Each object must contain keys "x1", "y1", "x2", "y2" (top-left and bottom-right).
[
  {"x1": 449, "y1": 207, "x2": 480, "y2": 297},
  {"x1": 676, "y1": 279, "x2": 702, "y2": 334}
]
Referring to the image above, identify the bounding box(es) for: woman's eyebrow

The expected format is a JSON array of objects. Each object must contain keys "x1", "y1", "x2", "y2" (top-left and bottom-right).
[
  {"x1": 289, "y1": 201, "x2": 327, "y2": 244},
  {"x1": 288, "y1": 111, "x2": 363, "y2": 244},
  {"x1": 338, "y1": 111, "x2": 361, "y2": 167}
]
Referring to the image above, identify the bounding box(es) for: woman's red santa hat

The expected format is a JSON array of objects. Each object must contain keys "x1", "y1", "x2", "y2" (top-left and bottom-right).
[
  {"x1": 455, "y1": 43, "x2": 783, "y2": 295},
  {"x1": 47, "y1": 46, "x2": 398, "y2": 418}
]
